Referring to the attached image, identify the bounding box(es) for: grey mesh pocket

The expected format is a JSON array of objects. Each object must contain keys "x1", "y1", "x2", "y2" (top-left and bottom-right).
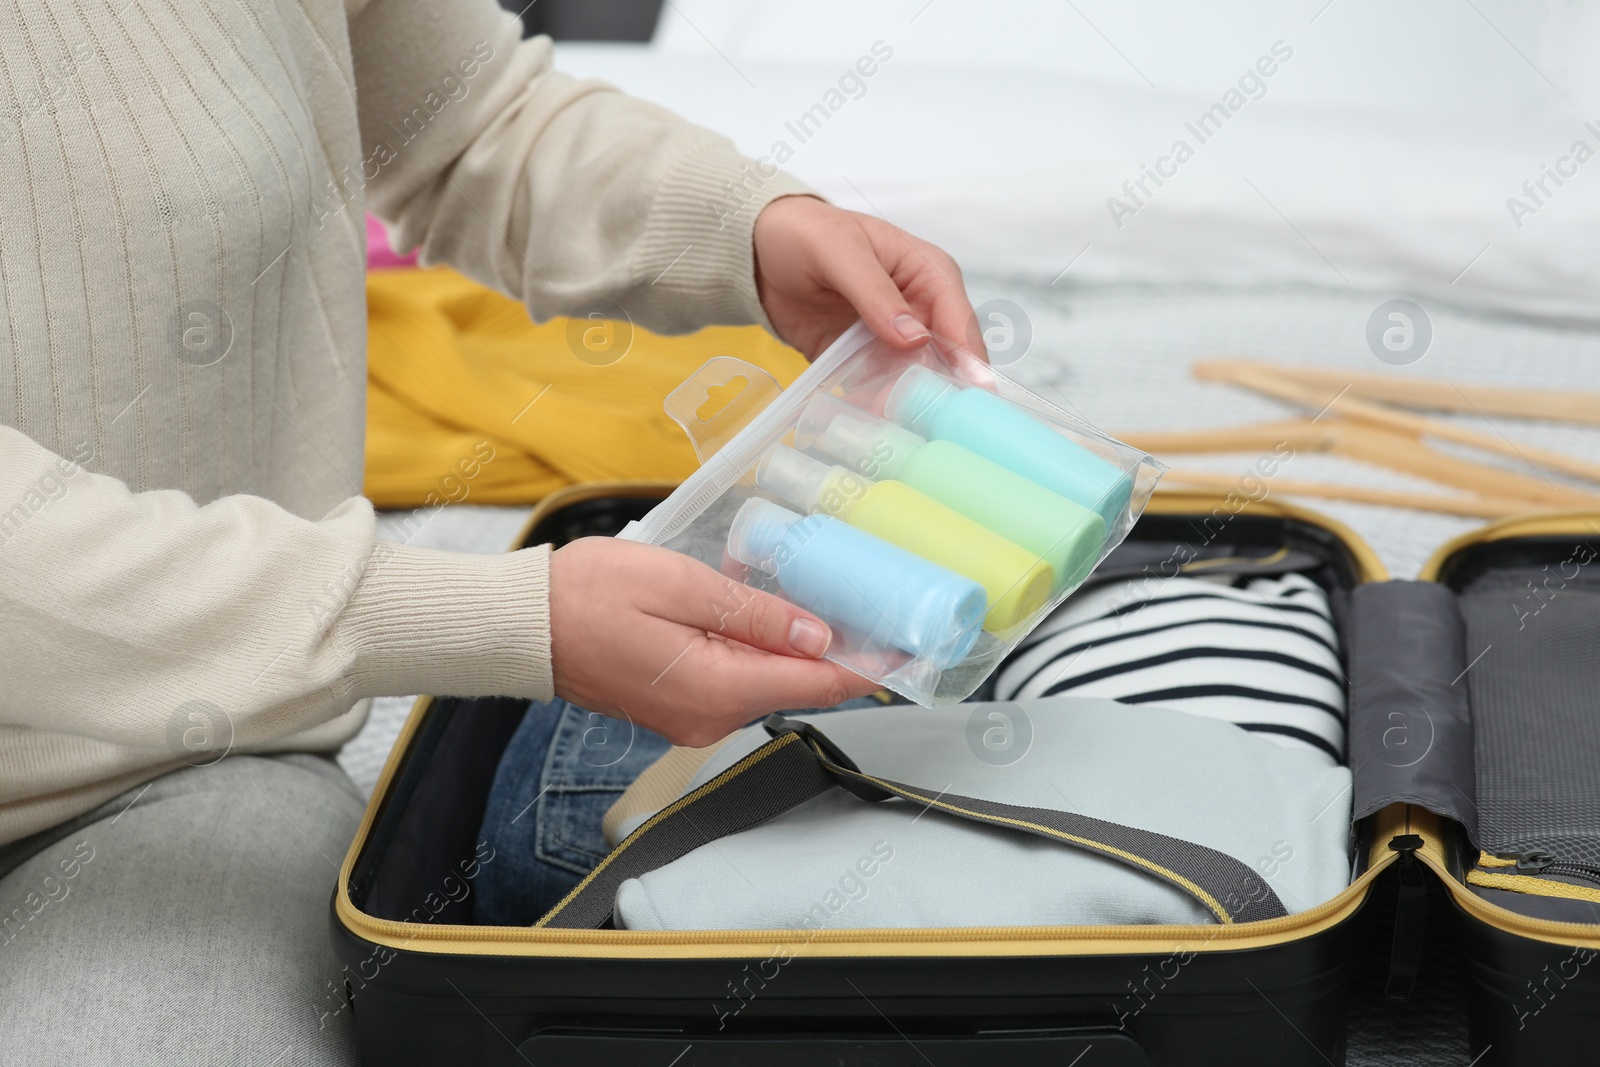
[{"x1": 1461, "y1": 576, "x2": 1600, "y2": 870}]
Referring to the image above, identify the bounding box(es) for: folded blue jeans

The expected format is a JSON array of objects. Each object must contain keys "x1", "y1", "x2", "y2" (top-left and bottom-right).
[{"x1": 475, "y1": 698, "x2": 877, "y2": 926}]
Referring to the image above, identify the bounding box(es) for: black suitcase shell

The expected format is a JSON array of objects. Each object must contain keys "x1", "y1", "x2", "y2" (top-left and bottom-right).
[
  {"x1": 336, "y1": 484, "x2": 1593, "y2": 1065},
  {"x1": 1418, "y1": 519, "x2": 1600, "y2": 1066}
]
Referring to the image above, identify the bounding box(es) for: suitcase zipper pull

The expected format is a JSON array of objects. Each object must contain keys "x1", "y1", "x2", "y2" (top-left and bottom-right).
[
  {"x1": 1494, "y1": 849, "x2": 1600, "y2": 887},
  {"x1": 1503, "y1": 849, "x2": 1555, "y2": 873},
  {"x1": 1385, "y1": 834, "x2": 1428, "y2": 1002}
]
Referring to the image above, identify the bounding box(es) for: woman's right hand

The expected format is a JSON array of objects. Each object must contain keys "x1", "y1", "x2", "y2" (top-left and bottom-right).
[{"x1": 548, "y1": 537, "x2": 878, "y2": 747}]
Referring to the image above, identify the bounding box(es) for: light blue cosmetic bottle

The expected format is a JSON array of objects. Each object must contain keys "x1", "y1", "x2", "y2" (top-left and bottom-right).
[
  {"x1": 727, "y1": 497, "x2": 986, "y2": 669},
  {"x1": 883, "y1": 365, "x2": 1134, "y2": 528}
]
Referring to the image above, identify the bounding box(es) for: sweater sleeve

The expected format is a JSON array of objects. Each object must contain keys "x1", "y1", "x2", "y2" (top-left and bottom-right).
[
  {"x1": 0, "y1": 425, "x2": 552, "y2": 750},
  {"x1": 349, "y1": 0, "x2": 815, "y2": 335}
]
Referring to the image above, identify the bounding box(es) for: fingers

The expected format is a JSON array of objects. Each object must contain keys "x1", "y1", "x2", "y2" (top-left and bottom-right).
[
  {"x1": 659, "y1": 644, "x2": 881, "y2": 740},
  {"x1": 913, "y1": 240, "x2": 991, "y2": 380},
  {"x1": 766, "y1": 200, "x2": 989, "y2": 380},
  {"x1": 822, "y1": 226, "x2": 933, "y2": 352},
  {"x1": 637, "y1": 630, "x2": 880, "y2": 747},
  {"x1": 708, "y1": 652, "x2": 880, "y2": 717},
  {"x1": 554, "y1": 539, "x2": 884, "y2": 750},
  {"x1": 711, "y1": 585, "x2": 834, "y2": 659},
  {"x1": 850, "y1": 217, "x2": 992, "y2": 383},
  {"x1": 637, "y1": 547, "x2": 834, "y2": 659}
]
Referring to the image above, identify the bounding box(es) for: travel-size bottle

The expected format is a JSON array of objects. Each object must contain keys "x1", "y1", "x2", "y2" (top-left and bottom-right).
[
  {"x1": 727, "y1": 498, "x2": 985, "y2": 668},
  {"x1": 884, "y1": 365, "x2": 1134, "y2": 528},
  {"x1": 798, "y1": 394, "x2": 1107, "y2": 589},
  {"x1": 757, "y1": 446, "x2": 1053, "y2": 632}
]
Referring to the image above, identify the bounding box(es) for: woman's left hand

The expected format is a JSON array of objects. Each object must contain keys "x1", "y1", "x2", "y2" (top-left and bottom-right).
[{"x1": 753, "y1": 195, "x2": 987, "y2": 367}]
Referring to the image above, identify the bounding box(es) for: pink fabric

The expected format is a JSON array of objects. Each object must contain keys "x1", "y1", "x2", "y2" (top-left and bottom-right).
[{"x1": 366, "y1": 214, "x2": 419, "y2": 270}]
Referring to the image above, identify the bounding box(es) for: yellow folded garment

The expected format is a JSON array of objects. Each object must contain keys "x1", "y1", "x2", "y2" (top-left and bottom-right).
[{"x1": 363, "y1": 267, "x2": 809, "y2": 508}]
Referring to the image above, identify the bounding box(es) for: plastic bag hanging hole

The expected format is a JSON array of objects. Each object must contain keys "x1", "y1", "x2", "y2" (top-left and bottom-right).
[
  {"x1": 664, "y1": 356, "x2": 783, "y2": 464},
  {"x1": 697, "y1": 377, "x2": 750, "y2": 423}
]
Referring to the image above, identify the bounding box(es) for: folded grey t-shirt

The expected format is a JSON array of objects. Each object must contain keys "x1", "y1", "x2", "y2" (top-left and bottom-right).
[{"x1": 614, "y1": 698, "x2": 1352, "y2": 931}]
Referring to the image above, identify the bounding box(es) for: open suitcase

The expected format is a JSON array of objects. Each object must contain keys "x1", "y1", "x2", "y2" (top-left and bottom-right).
[{"x1": 330, "y1": 483, "x2": 1600, "y2": 1066}]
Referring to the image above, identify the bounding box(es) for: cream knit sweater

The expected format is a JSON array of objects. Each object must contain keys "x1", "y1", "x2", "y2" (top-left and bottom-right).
[{"x1": 0, "y1": 0, "x2": 810, "y2": 844}]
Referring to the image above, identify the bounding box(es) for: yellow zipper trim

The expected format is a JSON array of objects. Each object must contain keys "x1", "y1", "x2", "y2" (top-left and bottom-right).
[
  {"x1": 337, "y1": 723, "x2": 1389, "y2": 958},
  {"x1": 1180, "y1": 546, "x2": 1291, "y2": 573},
  {"x1": 337, "y1": 486, "x2": 1391, "y2": 960},
  {"x1": 335, "y1": 854, "x2": 1394, "y2": 960},
  {"x1": 1419, "y1": 509, "x2": 1600, "y2": 581},
  {"x1": 1147, "y1": 489, "x2": 1389, "y2": 583},
  {"x1": 1411, "y1": 844, "x2": 1600, "y2": 950},
  {"x1": 1410, "y1": 513, "x2": 1600, "y2": 945},
  {"x1": 336, "y1": 803, "x2": 1409, "y2": 961},
  {"x1": 1467, "y1": 870, "x2": 1600, "y2": 906}
]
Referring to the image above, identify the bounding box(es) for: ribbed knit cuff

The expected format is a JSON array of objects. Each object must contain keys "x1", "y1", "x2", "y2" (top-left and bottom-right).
[
  {"x1": 337, "y1": 542, "x2": 554, "y2": 701},
  {"x1": 633, "y1": 134, "x2": 818, "y2": 331}
]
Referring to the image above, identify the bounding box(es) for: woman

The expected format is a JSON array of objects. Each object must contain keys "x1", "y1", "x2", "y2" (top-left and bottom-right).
[{"x1": 0, "y1": 1, "x2": 978, "y2": 1062}]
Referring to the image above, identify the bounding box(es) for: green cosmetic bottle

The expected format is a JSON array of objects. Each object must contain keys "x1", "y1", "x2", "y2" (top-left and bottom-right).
[
  {"x1": 884, "y1": 365, "x2": 1135, "y2": 529},
  {"x1": 797, "y1": 395, "x2": 1106, "y2": 589}
]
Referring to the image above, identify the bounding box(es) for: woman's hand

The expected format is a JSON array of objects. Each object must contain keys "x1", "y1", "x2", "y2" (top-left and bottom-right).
[
  {"x1": 548, "y1": 537, "x2": 879, "y2": 747},
  {"x1": 753, "y1": 195, "x2": 986, "y2": 366},
  {"x1": 546, "y1": 201, "x2": 976, "y2": 746}
]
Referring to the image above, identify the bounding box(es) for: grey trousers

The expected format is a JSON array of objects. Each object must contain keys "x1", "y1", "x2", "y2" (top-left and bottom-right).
[{"x1": 0, "y1": 753, "x2": 366, "y2": 1066}]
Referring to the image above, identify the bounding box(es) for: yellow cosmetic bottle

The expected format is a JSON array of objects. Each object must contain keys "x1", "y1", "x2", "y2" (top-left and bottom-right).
[{"x1": 756, "y1": 446, "x2": 1053, "y2": 633}]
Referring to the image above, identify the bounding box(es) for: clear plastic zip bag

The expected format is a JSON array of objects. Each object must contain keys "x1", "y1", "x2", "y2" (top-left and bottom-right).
[{"x1": 618, "y1": 322, "x2": 1164, "y2": 706}]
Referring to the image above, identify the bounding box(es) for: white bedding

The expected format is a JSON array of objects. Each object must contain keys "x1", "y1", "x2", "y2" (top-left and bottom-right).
[{"x1": 553, "y1": 0, "x2": 1600, "y2": 322}]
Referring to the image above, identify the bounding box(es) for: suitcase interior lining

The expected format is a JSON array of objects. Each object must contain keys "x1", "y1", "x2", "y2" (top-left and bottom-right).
[
  {"x1": 1438, "y1": 536, "x2": 1600, "y2": 924},
  {"x1": 1462, "y1": 577, "x2": 1600, "y2": 866},
  {"x1": 1346, "y1": 536, "x2": 1600, "y2": 927},
  {"x1": 350, "y1": 498, "x2": 1374, "y2": 927},
  {"x1": 1395, "y1": 534, "x2": 1600, "y2": 927}
]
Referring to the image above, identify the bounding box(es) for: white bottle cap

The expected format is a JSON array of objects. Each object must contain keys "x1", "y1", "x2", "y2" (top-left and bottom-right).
[
  {"x1": 883, "y1": 364, "x2": 958, "y2": 437},
  {"x1": 727, "y1": 497, "x2": 800, "y2": 576},
  {"x1": 798, "y1": 395, "x2": 923, "y2": 480},
  {"x1": 793, "y1": 393, "x2": 858, "y2": 450},
  {"x1": 755, "y1": 445, "x2": 837, "y2": 513}
]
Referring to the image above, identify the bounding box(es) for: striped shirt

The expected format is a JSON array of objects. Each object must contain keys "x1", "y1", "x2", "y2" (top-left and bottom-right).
[{"x1": 995, "y1": 573, "x2": 1346, "y2": 762}]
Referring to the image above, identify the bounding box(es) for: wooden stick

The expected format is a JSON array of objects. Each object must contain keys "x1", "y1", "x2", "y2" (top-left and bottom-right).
[
  {"x1": 1120, "y1": 418, "x2": 1600, "y2": 509},
  {"x1": 1116, "y1": 420, "x2": 1344, "y2": 457},
  {"x1": 1195, "y1": 358, "x2": 1600, "y2": 426},
  {"x1": 1301, "y1": 424, "x2": 1600, "y2": 509},
  {"x1": 1159, "y1": 469, "x2": 1532, "y2": 518},
  {"x1": 1207, "y1": 362, "x2": 1600, "y2": 488}
]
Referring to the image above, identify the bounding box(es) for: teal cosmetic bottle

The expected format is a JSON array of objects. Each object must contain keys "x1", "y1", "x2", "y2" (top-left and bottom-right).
[
  {"x1": 797, "y1": 395, "x2": 1107, "y2": 589},
  {"x1": 726, "y1": 498, "x2": 985, "y2": 669},
  {"x1": 883, "y1": 365, "x2": 1134, "y2": 528}
]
